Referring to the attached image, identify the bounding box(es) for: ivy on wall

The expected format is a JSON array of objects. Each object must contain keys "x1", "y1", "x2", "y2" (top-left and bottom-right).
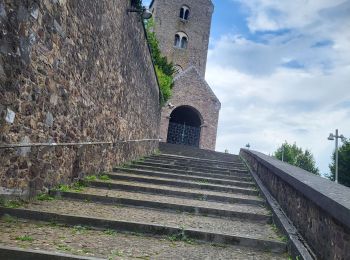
[{"x1": 145, "y1": 18, "x2": 174, "y2": 105}]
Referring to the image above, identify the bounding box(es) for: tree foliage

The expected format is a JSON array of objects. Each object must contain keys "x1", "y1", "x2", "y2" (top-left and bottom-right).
[
  {"x1": 328, "y1": 139, "x2": 350, "y2": 187},
  {"x1": 274, "y1": 142, "x2": 320, "y2": 175},
  {"x1": 145, "y1": 18, "x2": 174, "y2": 105}
]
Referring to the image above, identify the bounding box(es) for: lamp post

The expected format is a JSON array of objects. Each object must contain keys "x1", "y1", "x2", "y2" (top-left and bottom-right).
[
  {"x1": 127, "y1": 7, "x2": 153, "y2": 20},
  {"x1": 328, "y1": 129, "x2": 346, "y2": 183}
]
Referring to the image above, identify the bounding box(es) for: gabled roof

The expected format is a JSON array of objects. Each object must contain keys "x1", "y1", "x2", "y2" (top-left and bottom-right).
[{"x1": 174, "y1": 66, "x2": 221, "y2": 108}]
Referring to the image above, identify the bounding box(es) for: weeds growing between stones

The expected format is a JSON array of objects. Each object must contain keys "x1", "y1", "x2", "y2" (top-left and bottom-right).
[{"x1": 15, "y1": 235, "x2": 34, "y2": 242}]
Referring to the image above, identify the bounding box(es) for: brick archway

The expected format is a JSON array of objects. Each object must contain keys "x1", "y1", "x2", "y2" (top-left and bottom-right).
[{"x1": 166, "y1": 106, "x2": 202, "y2": 147}]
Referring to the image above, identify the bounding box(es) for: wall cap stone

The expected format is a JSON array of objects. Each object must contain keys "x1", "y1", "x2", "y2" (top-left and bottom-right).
[{"x1": 240, "y1": 149, "x2": 350, "y2": 230}]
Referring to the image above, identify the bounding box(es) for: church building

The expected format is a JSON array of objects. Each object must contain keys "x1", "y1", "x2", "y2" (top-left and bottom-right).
[{"x1": 150, "y1": 0, "x2": 221, "y2": 150}]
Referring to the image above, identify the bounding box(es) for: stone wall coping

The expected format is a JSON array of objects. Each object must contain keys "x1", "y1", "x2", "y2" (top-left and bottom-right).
[{"x1": 240, "y1": 149, "x2": 350, "y2": 230}]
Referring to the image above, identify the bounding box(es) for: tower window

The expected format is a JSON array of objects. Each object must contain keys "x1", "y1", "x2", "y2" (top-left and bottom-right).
[
  {"x1": 174, "y1": 32, "x2": 188, "y2": 49},
  {"x1": 179, "y1": 6, "x2": 190, "y2": 20}
]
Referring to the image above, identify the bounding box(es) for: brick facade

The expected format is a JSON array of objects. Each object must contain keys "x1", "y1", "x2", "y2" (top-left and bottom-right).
[{"x1": 160, "y1": 67, "x2": 220, "y2": 150}]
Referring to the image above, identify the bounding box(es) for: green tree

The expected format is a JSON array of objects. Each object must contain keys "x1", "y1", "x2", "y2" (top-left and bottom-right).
[
  {"x1": 328, "y1": 139, "x2": 350, "y2": 187},
  {"x1": 274, "y1": 142, "x2": 320, "y2": 175}
]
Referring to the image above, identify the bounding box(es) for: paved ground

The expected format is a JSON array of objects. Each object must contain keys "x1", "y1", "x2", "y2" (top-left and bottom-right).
[
  {"x1": 0, "y1": 150, "x2": 289, "y2": 259},
  {"x1": 0, "y1": 218, "x2": 288, "y2": 260}
]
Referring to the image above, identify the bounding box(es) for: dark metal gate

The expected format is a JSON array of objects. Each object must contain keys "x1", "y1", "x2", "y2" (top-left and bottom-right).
[{"x1": 167, "y1": 122, "x2": 200, "y2": 147}]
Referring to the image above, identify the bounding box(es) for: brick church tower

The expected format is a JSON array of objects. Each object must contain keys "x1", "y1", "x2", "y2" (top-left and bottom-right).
[{"x1": 150, "y1": 0, "x2": 221, "y2": 150}]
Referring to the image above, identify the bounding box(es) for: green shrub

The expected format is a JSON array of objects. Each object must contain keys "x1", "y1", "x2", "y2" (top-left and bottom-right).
[{"x1": 145, "y1": 18, "x2": 174, "y2": 105}]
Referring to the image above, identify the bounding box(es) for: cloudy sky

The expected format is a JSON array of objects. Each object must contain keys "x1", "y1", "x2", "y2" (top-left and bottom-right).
[{"x1": 145, "y1": 0, "x2": 350, "y2": 175}]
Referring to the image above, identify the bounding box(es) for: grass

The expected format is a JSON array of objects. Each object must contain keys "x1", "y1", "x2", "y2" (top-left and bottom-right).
[
  {"x1": 2, "y1": 214, "x2": 18, "y2": 223},
  {"x1": 36, "y1": 193, "x2": 55, "y2": 201},
  {"x1": 58, "y1": 180, "x2": 87, "y2": 193},
  {"x1": 154, "y1": 149, "x2": 161, "y2": 155},
  {"x1": 72, "y1": 225, "x2": 90, "y2": 234},
  {"x1": 15, "y1": 235, "x2": 34, "y2": 242},
  {"x1": 121, "y1": 163, "x2": 132, "y2": 169},
  {"x1": 109, "y1": 249, "x2": 124, "y2": 258},
  {"x1": 104, "y1": 229, "x2": 117, "y2": 236},
  {"x1": 198, "y1": 194, "x2": 207, "y2": 201},
  {"x1": 57, "y1": 244, "x2": 72, "y2": 252},
  {"x1": 211, "y1": 243, "x2": 227, "y2": 248},
  {"x1": 85, "y1": 175, "x2": 97, "y2": 182},
  {"x1": 270, "y1": 223, "x2": 288, "y2": 242},
  {"x1": 0, "y1": 199, "x2": 25, "y2": 209},
  {"x1": 167, "y1": 228, "x2": 196, "y2": 245},
  {"x1": 98, "y1": 175, "x2": 110, "y2": 181},
  {"x1": 196, "y1": 180, "x2": 209, "y2": 184}
]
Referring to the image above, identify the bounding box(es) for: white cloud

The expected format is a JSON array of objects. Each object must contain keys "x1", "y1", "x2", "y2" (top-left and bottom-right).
[
  {"x1": 207, "y1": 1, "x2": 350, "y2": 175},
  {"x1": 234, "y1": 0, "x2": 348, "y2": 32}
]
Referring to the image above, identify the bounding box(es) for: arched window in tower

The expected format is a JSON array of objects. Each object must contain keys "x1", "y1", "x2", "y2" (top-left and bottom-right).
[
  {"x1": 174, "y1": 32, "x2": 188, "y2": 49},
  {"x1": 174, "y1": 34, "x2": 180, "y2": 47},
  {"x1": 179, "y1": 6, "x2": 190, "y2": 20},
  {"x1": 181, "y1": 36, "x2": 188, "y2": 49},
  {"x1": 173, "y1": 65, "x2": 183, "y2": 75}
]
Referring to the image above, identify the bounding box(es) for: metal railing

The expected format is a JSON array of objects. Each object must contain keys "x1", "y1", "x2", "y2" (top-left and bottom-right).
[{"x1": 0, "y1": 138, "x2": 161, "y2": 149}]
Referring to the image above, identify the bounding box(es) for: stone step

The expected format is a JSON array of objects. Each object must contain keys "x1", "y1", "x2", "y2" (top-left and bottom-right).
[
  {"x1": 153, "y1": 153, "x2": 244, "y2": 166},
  {"x1": 0, "y1": 217, "x2": 288, "y2": 259},
  {"x1": 129, "y1": 163, "x2": 252, "y2": 181},
  {"x1": 49, "y1": 189, "x2": 271, "y2": 223},
  {"x1": 0, "y1": 245, "x2": 103, "y2": 260},
  {"x1": 104, "y1": 172, "x2": 258, "y2": 196},
  {"x1": 113, "y1": 167, "x2": 254, "y2": 188},
  {"x1": 89, "y1": 180, "x2": 264, "y2": 206},
  {"x1": 139, "y1": 160, "x2": 248, "y2": 174},
  {"x1": 0, "y1": 203, "x2": 286, "y2": 253},
  {"x1": 147, "y1": 156, "x2": 246, "y2": 170}
]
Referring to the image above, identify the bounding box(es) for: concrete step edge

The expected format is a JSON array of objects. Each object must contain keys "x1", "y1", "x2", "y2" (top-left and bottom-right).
[
  {"x1": 152, "y1": 154, "x2": 243, "y2": 165},
  {"x1": 113, "y1": 164, "x2": 252, "y2": 182},
  {"x1": 88, "y1": 181, "x2": 265, "y2": 206},
  {"x1": 0, "y1": 245, "x2": 105, "y2": 260},
  {"x1": 49, "y1": 190, "x2": 271, "y2": 223},
  {"x1": 143, "y1": 159, "x2": 247, "y2": 172},
  {"x1": 105, "y1": 172, "x2": 258, "y2": 196},
  {"x1": 113, "y1": 167, "x2": 254, "y2": 187},
  {"x1": 0, "y1": 207, "x2": 286, "y2": 253},
  {"x1": 136, "y1": 161, "x2": 249, "y2": 174},
  {"x1": 146, "y1": 158, "x2": 246, "y2": 170}
]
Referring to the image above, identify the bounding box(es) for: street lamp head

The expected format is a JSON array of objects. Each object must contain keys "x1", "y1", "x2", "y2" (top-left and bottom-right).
[
  {"x1": 340, "y1": 135, "x2": 346, "y2": 142},
  {"x1": 127, "y1": 7, "x2": 153, "y2": 20},
  {"x1": 141, "y1": 9, "x2": 153, "y2": 19},
  {"x1": 328, "y1": 133, "x2": 335, "y2": 141}
]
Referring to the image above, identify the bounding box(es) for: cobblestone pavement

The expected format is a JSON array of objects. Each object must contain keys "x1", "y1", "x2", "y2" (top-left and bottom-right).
[
  {"x1": 75, "y1": 187, "x2": 269, "y2": 215},
  {"x1": 0, "y1": 152, "x2": 289, "y2": 259},
  {"x1": 20, "y1": 199, "x2": 279, "y2": 240},
  {"x1": 0, "y1": 218, "x2": 288, "y2": 260},
  {"x1": 94, "y1": 179, "x2": 263, "y2": 201}
]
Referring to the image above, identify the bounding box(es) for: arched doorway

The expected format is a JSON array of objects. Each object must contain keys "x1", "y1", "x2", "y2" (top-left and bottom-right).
[{"x1": 166, "y1": 106, "x2": 202, "y2": 147}]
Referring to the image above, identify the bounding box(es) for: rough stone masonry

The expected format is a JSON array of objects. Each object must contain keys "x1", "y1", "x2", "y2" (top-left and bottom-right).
[{"x1": 0, "y1": 0, "x2": 160, "y2": 198}]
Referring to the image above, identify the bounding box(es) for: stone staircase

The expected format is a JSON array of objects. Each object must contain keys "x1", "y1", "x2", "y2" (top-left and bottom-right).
[{"x1": 0, "y1": 146, "x2": 289, "y2": 259}]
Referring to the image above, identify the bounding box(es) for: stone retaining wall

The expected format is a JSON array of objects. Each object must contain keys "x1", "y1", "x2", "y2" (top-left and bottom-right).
[
  {"x1": 0, "y1": 0, "x2": 160, "y2": 198},
  {"x1": 240, "y1": 149, "x2": 350, "y2": 260}
]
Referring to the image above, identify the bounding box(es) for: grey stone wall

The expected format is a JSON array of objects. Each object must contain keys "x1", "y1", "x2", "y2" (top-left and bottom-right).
[
  {"x1": 0, "y1": 0, "x2": 160, "y2": 198},
  {"x1": 159, "y1": 67, "x2": 220, "y2": 150},
  {"x1": 150, "y1": 0, "x2": 213, "y2": 77},
  {"x1": 240, "y1": 149, "x2": 350, "y2": 260}
]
